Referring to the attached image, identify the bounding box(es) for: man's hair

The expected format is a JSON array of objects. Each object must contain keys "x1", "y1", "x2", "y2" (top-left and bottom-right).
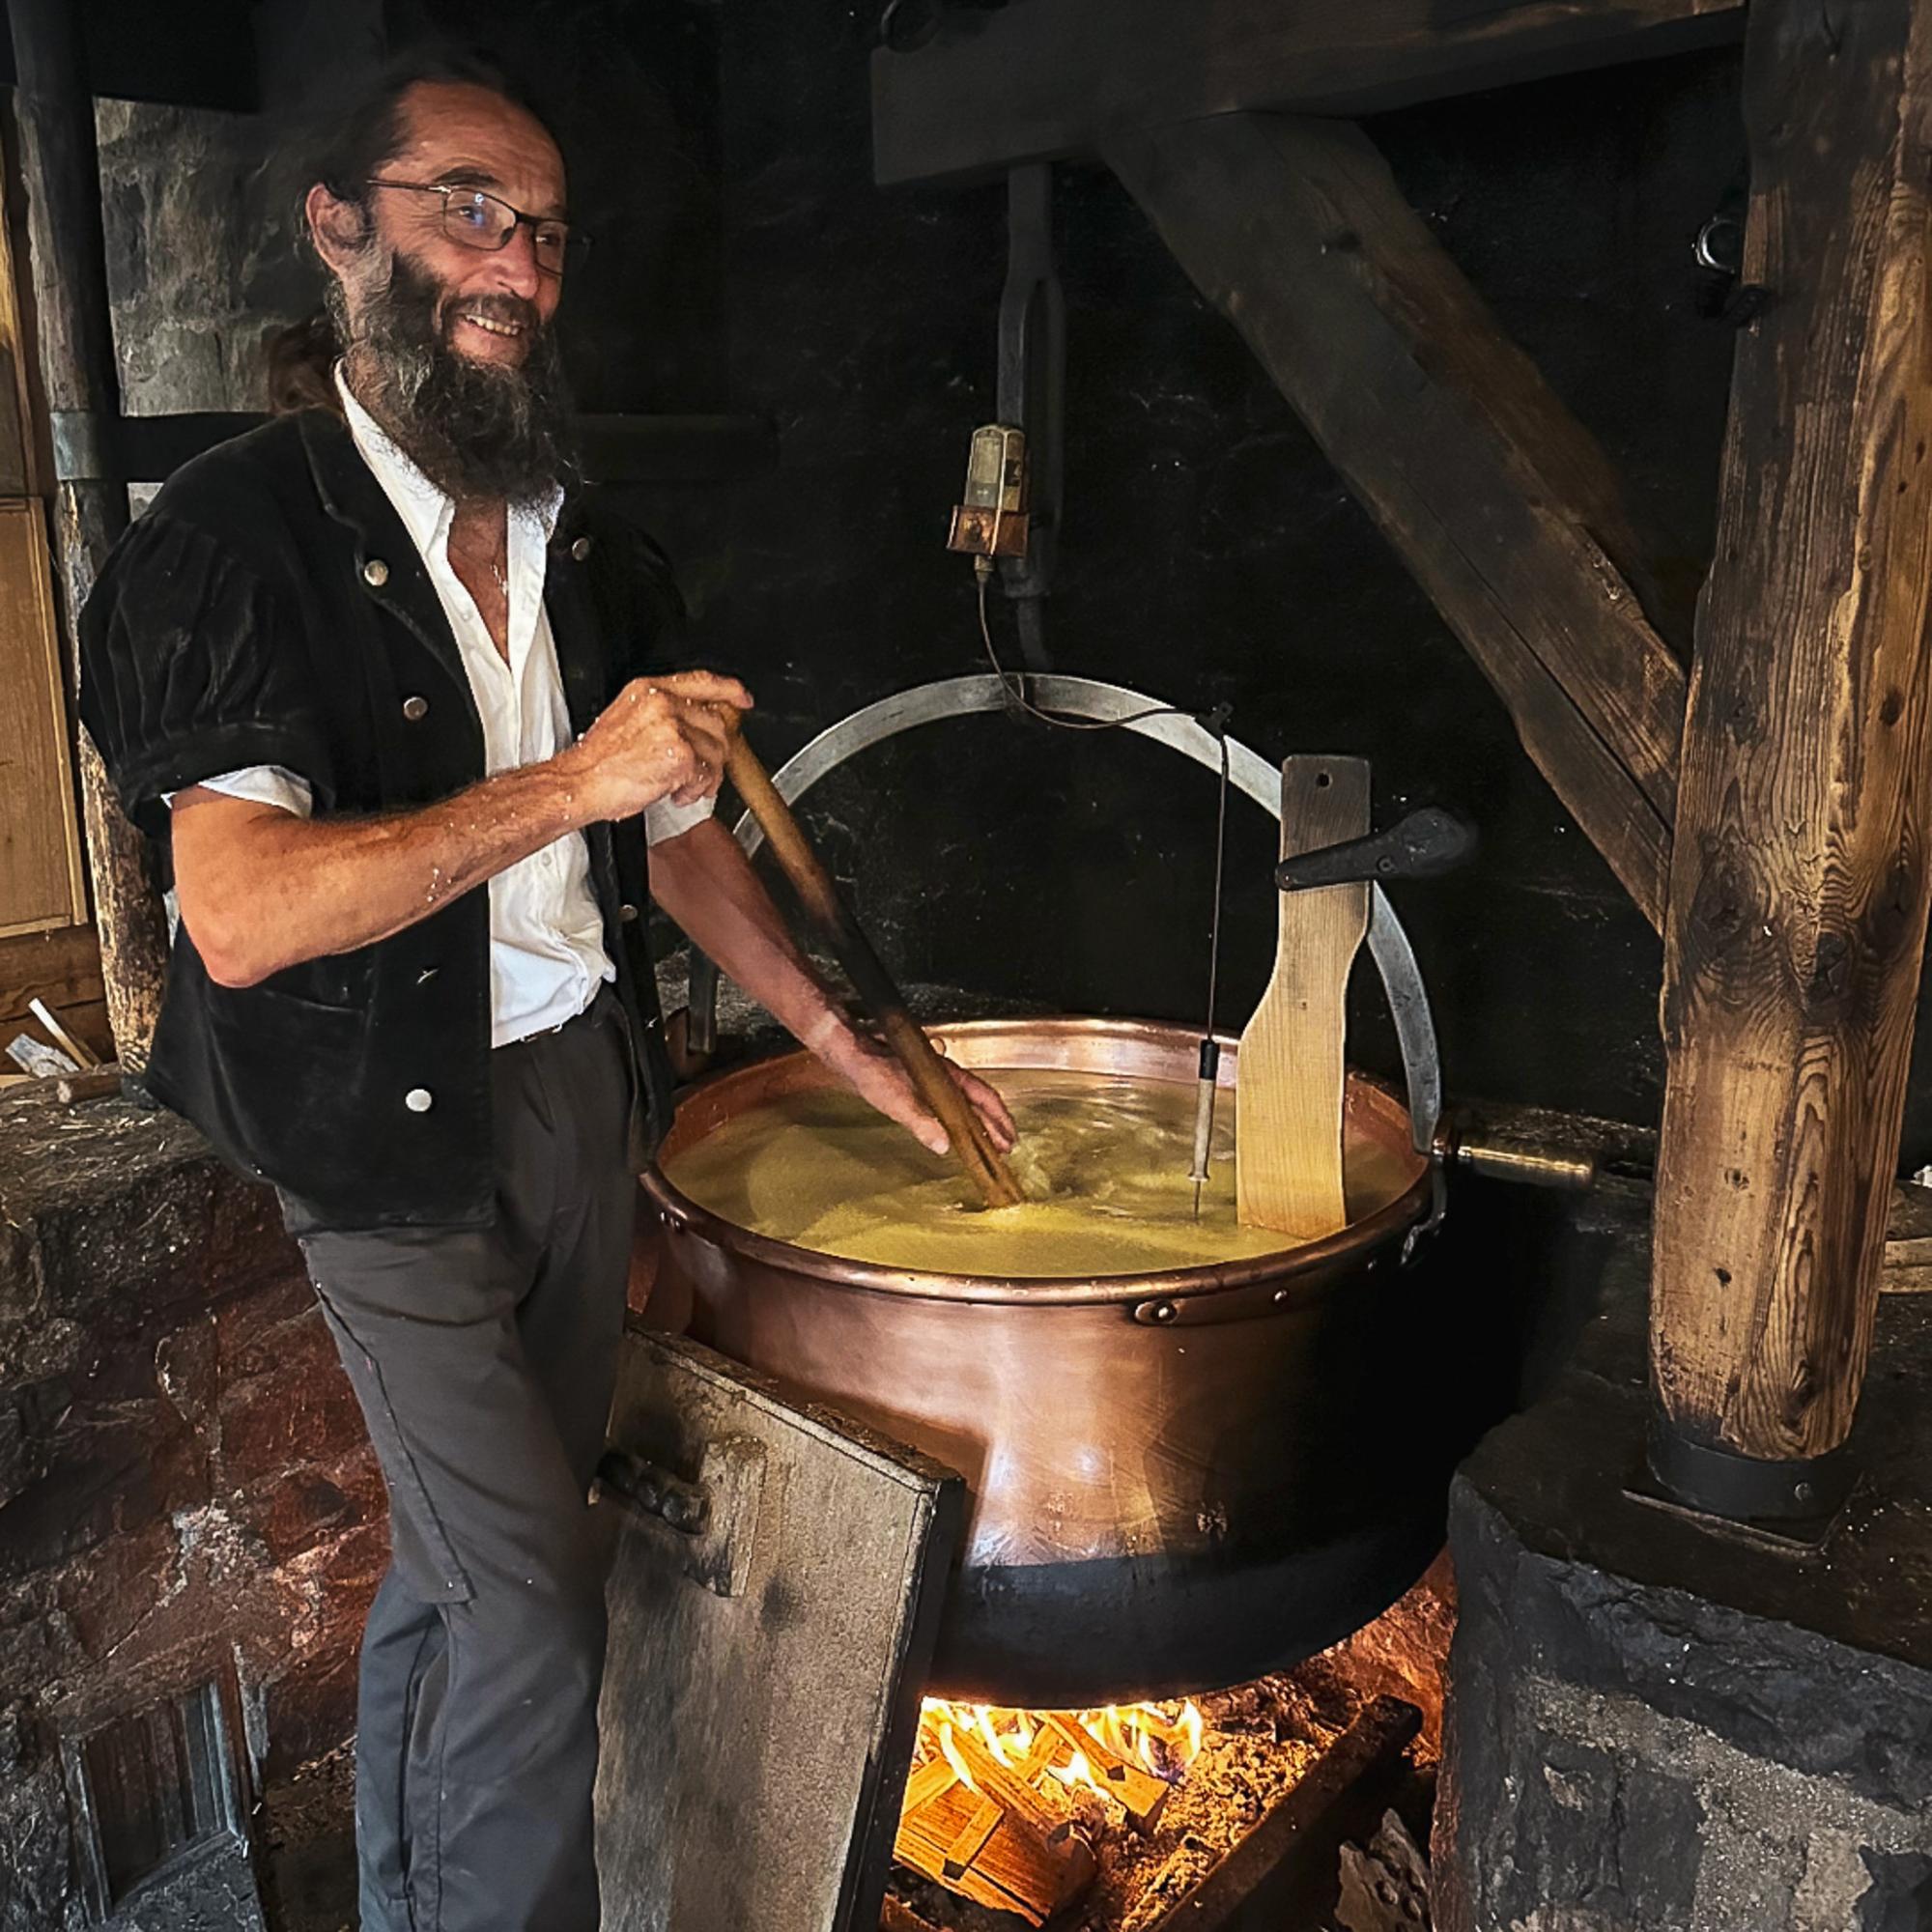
[{"x1": 265, "y1": 46, "x2": 548, "y2": 413}]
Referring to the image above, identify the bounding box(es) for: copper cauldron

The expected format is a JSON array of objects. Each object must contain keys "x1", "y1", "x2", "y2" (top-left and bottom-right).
[{"x1": 643, "y1": 1014, "x2": 1459, "y2": 1706}]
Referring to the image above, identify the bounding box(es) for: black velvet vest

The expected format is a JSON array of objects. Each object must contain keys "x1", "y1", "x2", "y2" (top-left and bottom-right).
[{"x1": 79, "y1": 410, "x2": 681, "y2": 1232}]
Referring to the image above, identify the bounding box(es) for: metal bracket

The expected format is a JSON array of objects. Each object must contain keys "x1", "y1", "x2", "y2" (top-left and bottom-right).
[
  {"x1": 596, "y1": 1435, "x2": 768, "y2": 1599},
  {"x1": 995, "y1": 163, "x2": 1065, "y2": 672},
  {"x1": 684, "y1": 672, "x2": 1443, "y2": 1154}
]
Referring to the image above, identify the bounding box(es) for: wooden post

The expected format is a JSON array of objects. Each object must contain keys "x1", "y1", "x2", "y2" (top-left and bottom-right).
[
  {"x1": 9, "y1": 0, "x2": 169, "y2": 1074},
  {"x1": 1648, "y1": 0, "x2": 1932, "y2": 1515}
]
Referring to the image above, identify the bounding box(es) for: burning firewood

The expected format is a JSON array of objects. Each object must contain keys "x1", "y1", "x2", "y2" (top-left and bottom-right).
[
  {"x1": 893, "y1": 1697, "x2": 1207, "y2": 1922},
  {"x1": 894, "y1": 1744, "x2": 1095, "y2": 1924},
  {"x1": 1038, "y1": 1714, "x2": 1172, "y2": 1831}
]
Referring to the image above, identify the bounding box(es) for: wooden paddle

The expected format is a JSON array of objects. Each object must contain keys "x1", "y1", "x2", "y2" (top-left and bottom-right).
[
  {"x1": 722, "y1": 731, "x2": 1025, "y2": 1209},
  {"x1": 1236, "y1": 755, "x2": 1371, "y2": 1237}
]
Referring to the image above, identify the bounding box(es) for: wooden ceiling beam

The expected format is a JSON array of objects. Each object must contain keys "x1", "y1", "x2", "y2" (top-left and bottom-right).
[
  {"x1": 874, "y1": 0, "x2": 1747, "y2": 186},
  {"x1": 1105, "y1": 111, "x2": 1686, "y2": 929}
]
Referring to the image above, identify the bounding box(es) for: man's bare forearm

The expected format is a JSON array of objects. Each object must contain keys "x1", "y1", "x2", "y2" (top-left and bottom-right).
[
  {"x1": 173, "y1": 759, "x2": 596, "y2": 986},
  {"x1": 647, "y1": 817, "x2": 845, "y2": 1047}
]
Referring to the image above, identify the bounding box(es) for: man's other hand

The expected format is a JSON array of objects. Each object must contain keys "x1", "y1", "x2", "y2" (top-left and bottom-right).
[
  {"x1": 562, "y1": 671, "x2": 753, "y2": 821},
  {"x1": 803, "y1": 1013, "x2": 1018, "y2": 1160}
]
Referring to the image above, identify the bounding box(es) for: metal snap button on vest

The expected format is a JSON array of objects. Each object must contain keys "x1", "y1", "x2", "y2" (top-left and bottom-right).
[
  {"x1": 363, "y1": 557, "x2": 389, "y2": 587},
  {"x1": 619, "y1": 902, "x2": 639, "y2": 923},
  {"x1": 570, "y1": 535, "x2": 593, "y2": 562},
  {"x1": 405, "y1": 1087, "x2": 434, "y2": 1113},
  {"x1": 402, "y1": 695, "x2": 429, "y2": 722}
]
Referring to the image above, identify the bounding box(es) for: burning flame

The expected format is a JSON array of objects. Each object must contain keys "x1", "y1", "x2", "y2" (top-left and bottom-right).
[{"x1": 913, "y1": 1696, "x2": 1207, "y2": 1811}]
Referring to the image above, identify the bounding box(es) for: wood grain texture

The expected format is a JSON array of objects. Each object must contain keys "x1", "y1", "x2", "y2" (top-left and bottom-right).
[
  {"x1": 0, "y1": 503, "x2": 85, "y2": 934},
  {"x1": 873, "y1": 0, "x2": 1747, "y2": 185},
  {"x1": 725, "y1": 732, "x2": 1023, "y2": 1207},
  {"x1": 1650, "y1": 0, "x2": 1932, "y2": 1461},
  {"x1": 1238, "y1": 756, "x2": 1370, "y2": 1237},
  {"x1": 12, "y1": 1, "x2": 169, "y2": 1071},
  {"x1": 1106, "y1": 112, "x2": 1684, "y2": 928},
  {"x1": 0, "y1": 140, "x2": 35, "y2": 497},
  {"x1": 596, "y1": 1328, "x2": 963, "y2": 1932}
]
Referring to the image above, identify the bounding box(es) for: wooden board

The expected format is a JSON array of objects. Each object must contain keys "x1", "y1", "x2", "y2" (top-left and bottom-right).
[
  {"x1": 1105, "y1": 112, "x2": 1684, "y2": 930},
  {"x1": 595, "y1": 1327, "x2": 965, "y2": 1932},
  {"x1": 0, "y1": 501, "x2": 87, "y2": 935},
  {"x1": 872, "y1": 0, "x2": 1747, "y2": 185},
  {"x1": 1649, "y1": 0, "x2": 1932, "y2": 1463},
  {"x1": 1237, "y1": 756, "x2": 1370, "y2": 1238}
]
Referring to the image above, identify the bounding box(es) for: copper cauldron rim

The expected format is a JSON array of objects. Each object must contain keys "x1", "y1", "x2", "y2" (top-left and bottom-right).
[{"x1": 644, "y1": 1013, "x2": 1435, "y2": 1309}]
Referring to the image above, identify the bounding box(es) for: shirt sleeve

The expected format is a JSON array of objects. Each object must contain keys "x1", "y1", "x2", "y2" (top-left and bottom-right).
[
  {"x1": 163, "y1": 766, "x2": 315, "y2": 816},
  {"x1": 80, "y1": 513, "x2": 331, "y2": 840},
  {"x1": 643, "y1": 794, "x2": 716, "y2": 846}
]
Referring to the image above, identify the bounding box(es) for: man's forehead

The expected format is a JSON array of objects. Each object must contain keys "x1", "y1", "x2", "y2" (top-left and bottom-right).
[{"x1": 390, "y1": 81, "x2": 566, "y2": 213}]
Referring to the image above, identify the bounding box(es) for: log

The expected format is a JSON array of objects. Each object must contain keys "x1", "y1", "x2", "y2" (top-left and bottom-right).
[
  {"x1": 894, "y1": 1766, "x2": 1094, "y2": 1925},
  {"x1": 1106, "y1": 112, "x2": 1685, "y2": 928},
  {"x1": 1648, "y1": 0, "x2": 1932, "y2": 1496},
  {"x1": 1038, "y1": 1713, "x2": 1171, "y2": 1831},
  {"x1": 1882, "y1": 1184, "x2": 1932, "y2": 1295},
  {"x1": 872, "y1": 0, "x2": 1747, "y2": 186},
  {"x1": 1151, "y1": 1698, "x2": 1420, "y2": 1930},
  {"x1": 8, "y1": 0, "x2": 170, "y2": 1075}
]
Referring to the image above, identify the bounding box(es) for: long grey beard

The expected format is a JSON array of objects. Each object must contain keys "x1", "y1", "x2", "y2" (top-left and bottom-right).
[{"x1": 330, "y1": 253, "x2": 576, "y2": 506}]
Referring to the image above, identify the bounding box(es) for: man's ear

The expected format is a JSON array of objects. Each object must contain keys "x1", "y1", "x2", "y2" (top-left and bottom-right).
[{"x1": 305, "y1": 184, "x2": 370, "y2": 276}]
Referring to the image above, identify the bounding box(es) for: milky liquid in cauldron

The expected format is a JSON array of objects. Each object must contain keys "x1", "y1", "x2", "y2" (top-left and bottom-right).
[{"x1": 662, "y1": 1066, "x2": 1416, "y2": 1277}]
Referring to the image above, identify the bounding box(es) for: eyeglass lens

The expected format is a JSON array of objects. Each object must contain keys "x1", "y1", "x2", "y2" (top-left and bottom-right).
[{"x1": 443, "y1": 189, "x2": 579, "y2": 272}]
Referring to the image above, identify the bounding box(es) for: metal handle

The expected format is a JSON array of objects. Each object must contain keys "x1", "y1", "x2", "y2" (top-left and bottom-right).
[
  {"x1": 1274, "y1": 806, "x2": 1476, "y2": 893},
  {"x1": 596, "y1": 1446, "x2": 710, "y2": 1535},
  {"x1": 595, "y1": 1435, "x2": 767, "y2": 1598},
  {"x1": 680, "y1": 674, "x2": 1445, "y2": 1157},
  {"x1": 1436, "y1": 1128, "x2": 1597, "y2": 1192}
]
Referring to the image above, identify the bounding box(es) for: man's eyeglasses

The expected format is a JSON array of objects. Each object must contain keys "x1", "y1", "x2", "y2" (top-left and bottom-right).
[{"x1": 363, "y1": 180, "x2": 589, "y2": 277}]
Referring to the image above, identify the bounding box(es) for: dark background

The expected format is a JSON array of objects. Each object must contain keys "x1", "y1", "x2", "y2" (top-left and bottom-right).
[{"x1": 73, "y1": 0, "x2": 1932, "y2": 1154}]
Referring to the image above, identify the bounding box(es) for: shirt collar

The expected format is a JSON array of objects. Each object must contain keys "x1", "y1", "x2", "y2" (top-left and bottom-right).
[{"x1": 334, "y1": 367, "x2": 565, "y2": 560}]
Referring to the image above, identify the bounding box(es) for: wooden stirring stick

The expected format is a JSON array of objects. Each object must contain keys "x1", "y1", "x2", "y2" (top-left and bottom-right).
[
  {"x1": 1236, "y1": 755, "x2": 1371, "y2": 1237},
  {"x1": 721, "y1": 730, "x2": 1026, "y2": 1209}
]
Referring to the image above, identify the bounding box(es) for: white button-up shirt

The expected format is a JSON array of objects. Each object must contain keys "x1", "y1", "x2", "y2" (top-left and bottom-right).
[{"x1": 171, "y1": 374, "x2": 711, "y2": 1047}]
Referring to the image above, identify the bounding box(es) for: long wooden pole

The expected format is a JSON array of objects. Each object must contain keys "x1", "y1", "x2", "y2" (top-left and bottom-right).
[
  {"x1": 10, "y1": 0, "x2": 170, "y2": 1075},
  {"x1": 1648, "y1": 0, "x2": 1932, "y2": 1517},
  {"x1": 724, "y1": 734, "x2": 1024, "y2": 1209}
]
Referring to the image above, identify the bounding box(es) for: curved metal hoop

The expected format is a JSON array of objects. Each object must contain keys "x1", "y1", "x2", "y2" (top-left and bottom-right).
[{"x1": 686, "y1": 673, "x2": 1441, "y2": 1152}]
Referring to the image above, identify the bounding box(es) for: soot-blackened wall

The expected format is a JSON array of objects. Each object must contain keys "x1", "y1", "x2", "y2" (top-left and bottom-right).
[
  {"x1": 112, "y1": 0, "x2": 1932, "y2": 1152},
  {"x1": 706, "y1": 11, "x2": 1750, "y2": 1135}
]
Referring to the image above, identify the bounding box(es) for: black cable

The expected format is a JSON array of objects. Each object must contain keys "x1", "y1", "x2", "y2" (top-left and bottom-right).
[{"x1": 974, "y1": 564, "x2": 1211, "y2": 735}]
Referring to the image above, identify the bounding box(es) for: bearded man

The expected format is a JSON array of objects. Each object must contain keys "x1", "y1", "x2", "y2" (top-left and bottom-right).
[{"x1": 78, "y1": 51, "x2": 1011, "y2": 1932}]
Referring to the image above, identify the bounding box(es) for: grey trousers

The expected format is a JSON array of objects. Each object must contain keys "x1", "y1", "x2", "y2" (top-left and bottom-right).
[{"x1": 300, "y1": 995, "x2": 637, "y2": 1932}]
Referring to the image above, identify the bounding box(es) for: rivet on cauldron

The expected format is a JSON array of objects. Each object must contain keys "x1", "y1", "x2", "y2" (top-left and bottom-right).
[{"x1": 1151, "y1": 1300, "x2": 1179, "y2": 1324}]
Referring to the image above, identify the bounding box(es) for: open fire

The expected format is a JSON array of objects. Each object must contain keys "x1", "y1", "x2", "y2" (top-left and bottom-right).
[{"x1": 893, "y1": 1697, "x2": 1208, "y2": 1922}]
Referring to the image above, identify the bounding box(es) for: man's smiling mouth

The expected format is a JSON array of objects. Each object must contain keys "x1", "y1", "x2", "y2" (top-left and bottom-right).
[{"x1": 456, "y1": 312, "x2": 525, "y2": 338}]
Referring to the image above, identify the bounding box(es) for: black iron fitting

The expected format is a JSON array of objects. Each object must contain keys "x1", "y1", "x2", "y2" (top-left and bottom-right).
[{"x1": 1274, "y1": 805, "x2": 1477, "y2": 894}]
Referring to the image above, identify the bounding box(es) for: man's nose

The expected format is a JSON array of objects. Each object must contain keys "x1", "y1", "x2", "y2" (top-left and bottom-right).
[{"x1": 481, "y1": 223, "x2": 544, "y2": 298}]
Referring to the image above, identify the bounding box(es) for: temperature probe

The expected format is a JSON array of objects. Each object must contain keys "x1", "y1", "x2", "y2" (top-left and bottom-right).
[
  {"x1": 947, "y1": 421, "x2": 1237, "y2": 1212},
  {"x1": 1189, "y1": 716, "x2": 1233, "y2": 1219}
]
